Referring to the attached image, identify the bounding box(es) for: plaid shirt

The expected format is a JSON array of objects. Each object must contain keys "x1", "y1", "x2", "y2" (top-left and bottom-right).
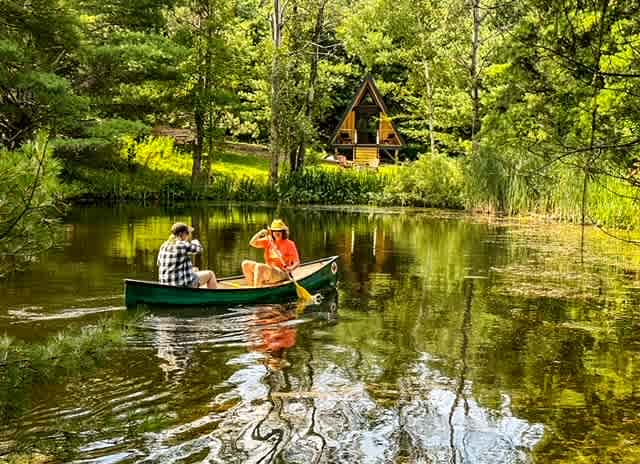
[{"x1": 157, "y1": 237, "x2": 203, "y2": 287}]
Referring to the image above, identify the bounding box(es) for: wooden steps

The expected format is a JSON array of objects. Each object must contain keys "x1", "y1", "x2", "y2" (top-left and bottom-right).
[{"x1": 354, "y1": 146, "x2": 379, "y2": 168}]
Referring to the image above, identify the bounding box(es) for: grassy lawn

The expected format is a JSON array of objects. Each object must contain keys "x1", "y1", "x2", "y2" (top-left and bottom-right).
[
  {"x1": 210, "y1": 149, "x2": 398, "y2": 179},
  {"x1": 140, "y1": 148, "x2": 271, "y2": 180},
  {"x1": 210, "y1": 151, "x2": 270, "y2": 180},
  {"x1": 138, "y1": 138, "x2": 395, "y2": 181}
]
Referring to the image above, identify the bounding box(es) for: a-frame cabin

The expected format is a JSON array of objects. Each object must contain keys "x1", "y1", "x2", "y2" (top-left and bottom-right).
[{"x1": 330, "y1": 76, "x2": 403, "y2": 168}]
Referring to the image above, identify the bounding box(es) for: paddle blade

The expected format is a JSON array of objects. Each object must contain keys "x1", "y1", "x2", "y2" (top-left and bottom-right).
[{"x1": 294, "y1": 281, "x2": 314, "y2": 302}]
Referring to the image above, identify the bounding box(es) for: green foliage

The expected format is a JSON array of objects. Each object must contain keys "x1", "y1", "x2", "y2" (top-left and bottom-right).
[
  {"x1": 378, "y1": 153, "x2": 464, "y2": 208},
  {"x1": 0, "y1": 133, "x2": 68, "y2": 276},
  {"x1": 337, "y1": 0, "x2": 471, "y2": 155},
  {"x1": 121, "y1": 136, "x2": 183, "y2": 170},
  {"x1": 78, "y1": 0, "x2": 175, "y2": 32},
  {"x1": 0, "y1": 0, "x2": 85, "y2": 148},
  {"x1": 588, "y1": 176, "x2": 640, "y2": 230},
  {"x1": 82, "y1": 30, "x2": 189, "y2": 120},
  {"x1": 277, "y1": 167, "x2": 386, "y2": 204},
  {"x1": 1, "y1": 0, "x2": 639, "y2": 230},
  {"x1": 64, "y1": 137, "x2": 276, "y2": 202},
  {"x1": 52, "y1": 120, "x2": 149, "y2": 172},
  {"x1": 476, "y1": 0, "x2": 640, "y2": 223},
  {"x1": 0, "y1": 312, "x2": 144, "y2": 420},
  {"x1": 462, "y1": 147, "x2": 640, "y2": 228},
  {"x1": 462, "y1": 148, "x2": 510, "y2": 213},
  {"x1": 52, "y1": 138, "x2": 123, "y2": 170},
  {"x1": 85, "y1": 118, "x2": 149, "y2": 140},
  {"x1": 305, "y1": 147, "x2": 331, "y2": 167}
]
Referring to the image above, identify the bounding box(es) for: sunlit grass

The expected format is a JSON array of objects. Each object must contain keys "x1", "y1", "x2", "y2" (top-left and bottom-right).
[{"x1": 209, "y1": 151, "x2": 270, "y2": 180}]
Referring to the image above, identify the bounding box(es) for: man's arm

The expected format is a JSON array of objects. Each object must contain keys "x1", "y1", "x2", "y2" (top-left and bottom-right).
[{"x1": 179, "y1": 239, "x2": 203, "y2": 255}]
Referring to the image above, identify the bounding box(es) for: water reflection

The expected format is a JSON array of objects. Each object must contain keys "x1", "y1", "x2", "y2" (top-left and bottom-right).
[
  {"x1": 132, "y1": 286, "x2": 543, "y2": 463},
  {"x1": 1, "y1": 205, "x2": 640, "y2": 462}
]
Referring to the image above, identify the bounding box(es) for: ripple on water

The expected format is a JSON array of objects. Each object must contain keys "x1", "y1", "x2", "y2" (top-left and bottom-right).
[
  {"x1": 7, "y1": 305, "x2": 125, "y2": 322},
  {"x1": 3, "y1": 294, "x2": 547, "y2": 463}
]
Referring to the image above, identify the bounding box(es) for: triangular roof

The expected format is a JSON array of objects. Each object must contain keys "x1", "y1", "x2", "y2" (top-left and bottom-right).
[{"x1": 330, "y1": 75, "x2": 404, "y2": 146}]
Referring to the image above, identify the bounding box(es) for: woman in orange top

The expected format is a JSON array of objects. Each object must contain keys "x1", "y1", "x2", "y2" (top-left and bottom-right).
[{"x1": 242, "y1": 219, "x2": 300, "y2": 287}]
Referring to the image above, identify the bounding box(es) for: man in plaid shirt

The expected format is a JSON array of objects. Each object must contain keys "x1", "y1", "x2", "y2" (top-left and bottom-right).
[{"x1": 157, "y1": 223, "x2": 217, "y2": 288}]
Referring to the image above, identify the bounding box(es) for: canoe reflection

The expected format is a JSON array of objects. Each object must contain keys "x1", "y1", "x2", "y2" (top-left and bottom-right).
[{"x1": 148, "y1": 289, "x2": 338, "y2": 378}]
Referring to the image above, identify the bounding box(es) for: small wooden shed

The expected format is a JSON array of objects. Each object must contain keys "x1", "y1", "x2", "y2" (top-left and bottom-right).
[
  {"x1": 330, "y1": 76, "x2": 403, "y2": 168},
  {"x1": 151, "y1": 126, "x2": 195, "y2": 145}
]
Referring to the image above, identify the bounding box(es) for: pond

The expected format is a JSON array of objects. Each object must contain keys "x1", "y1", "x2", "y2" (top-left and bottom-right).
[{"x1": 1, "y1": 204, "x2": 640, "y2": 463}]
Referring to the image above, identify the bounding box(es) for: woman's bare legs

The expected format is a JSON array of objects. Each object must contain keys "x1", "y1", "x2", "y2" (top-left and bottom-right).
[{"x1": 242, "y1": 260, "x2": 257, "y2": 286}]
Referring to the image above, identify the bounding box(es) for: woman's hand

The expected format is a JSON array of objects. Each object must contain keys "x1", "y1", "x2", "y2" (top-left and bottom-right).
[
  {"x1": 285, "y1": 263, "x2": 299, "y2": 273},
  {"x1": 250, "y1": 228, "x2": 270, "y2": 247}
]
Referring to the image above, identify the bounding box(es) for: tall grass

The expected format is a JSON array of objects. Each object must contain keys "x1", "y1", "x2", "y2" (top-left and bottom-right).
[
  {"x1": 462, "y1": 148, "x2": 510, "y2": 213},
  {"x1": 584, "y1": 174, "x2": 640, "y2": 229},
  {"x1": 462, "y1": 150, "x2": 640, "y2": 229}
]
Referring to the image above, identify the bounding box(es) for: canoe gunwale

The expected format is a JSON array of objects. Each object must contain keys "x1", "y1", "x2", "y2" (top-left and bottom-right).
[
  {"x1": 125, "y1": 255, "x2": 338, "y2": 292},
  {"x1": 124, "y1": 256, "x2": 339, "y2": 306}
]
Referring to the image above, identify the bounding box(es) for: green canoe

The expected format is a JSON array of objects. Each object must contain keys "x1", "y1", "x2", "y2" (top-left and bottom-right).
[{"x1": 125, "y1": 256, "x2": 339, "y2": 308}]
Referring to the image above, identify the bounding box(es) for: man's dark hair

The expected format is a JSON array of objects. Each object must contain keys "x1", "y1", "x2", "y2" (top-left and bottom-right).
[{"x1": 171, "y1": 222, "x2": 192, "y2": 236}]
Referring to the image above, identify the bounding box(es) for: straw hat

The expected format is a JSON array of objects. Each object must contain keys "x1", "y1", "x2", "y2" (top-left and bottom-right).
[{"x1": 269, "y1": 219, "x2": 289, "y2": 231}]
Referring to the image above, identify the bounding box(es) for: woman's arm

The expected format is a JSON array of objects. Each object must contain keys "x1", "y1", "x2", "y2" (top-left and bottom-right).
[
  {"x1": 249, "y1": 229, "x2": 269, "y2": 248},
  {"x1": 285, "y1": 242, "x2": 300, "y2": 272}
]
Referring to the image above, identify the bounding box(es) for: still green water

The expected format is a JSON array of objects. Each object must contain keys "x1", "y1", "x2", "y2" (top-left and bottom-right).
[{"x1": 2, "y1": 204, "x2": 640, "y2": 463}]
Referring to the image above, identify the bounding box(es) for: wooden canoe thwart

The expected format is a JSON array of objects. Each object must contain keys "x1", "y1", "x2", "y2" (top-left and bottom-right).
[{"x1": 124, "y1": 256, "x2": 339, "y2": 308}]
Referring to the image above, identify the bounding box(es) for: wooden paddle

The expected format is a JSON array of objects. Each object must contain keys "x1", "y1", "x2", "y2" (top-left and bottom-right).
[{"x1": 268, "y1": 232, "x2": 314, "y2": 302}]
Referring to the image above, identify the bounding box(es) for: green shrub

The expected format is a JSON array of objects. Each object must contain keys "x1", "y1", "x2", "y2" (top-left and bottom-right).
[
  {"x1": 52, "y1": 120, "x2": 150, "y2": 172},
  {"x1": 0, "y1": 133, "x2": 68, "y2": 275},
  {"x1": 378, "y1": 154, "x2": 464, "y2": 208},
  {"x1": 233, "y1": 176, "x2": 277, "y2": 201},
  {"x1": 304, "y1": 147, "x2": 329, "y2": 167},
  {"x1": 278, "y1": 167, "x2": 385, "y2": 204},
  {"x1": 121, "y1": 136, "x2": 188, "y2": 173},
  {"x1": 86, "y1": 118, "x2": 149, "y2": 140},
  {"x1": 52, "y1": 137, "x2": 124, "y2": 170},
  {"x1": 0, "y1": 313, "x2": 142, "y2": 420}
]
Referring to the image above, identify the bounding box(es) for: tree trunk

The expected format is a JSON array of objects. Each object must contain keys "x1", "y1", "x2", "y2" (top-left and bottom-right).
[
  {"x1": 423, "y1": 60, "x2": 436, "y2": 155},
  {"x1": 293, "y1": 0, "x2": 326, "y2": 173},
  {"x1": 290, "y1": 145, "x2": 300, "y2": 172},
  {"x1": 269, "y1": 0, "x2": 283, "y2": 185},
  {"x1": 470, "y1": 0, "x2": 481, "y2": 156},
  {"x1": 581, "y1": 0, "x2": 610, "y2": 254},
  {"x1": 193, "y1": 103, "x2": 204, "y2": 183},
  {"x1": 203, "y1": 2, "x2": 215, "y2": 184}
]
